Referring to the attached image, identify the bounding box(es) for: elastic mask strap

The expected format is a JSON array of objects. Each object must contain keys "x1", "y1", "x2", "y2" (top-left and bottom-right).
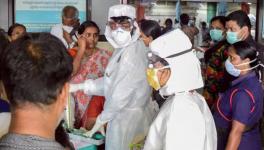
[
  {"x1": 240, "y1": 62, "x2": 264, "y2": 72},
  {"x1": 239, "y1": 63, "x2": 264, "y2": 82},
  {"x1": 165, "y1": 48, "x2": 193, "y2": 58},
  {"x1": 157, "y1": 65, "x2": 170, "y2": 71},
  {"x1": 235, "y1": 58, "x2": 257, "y2": 67}
]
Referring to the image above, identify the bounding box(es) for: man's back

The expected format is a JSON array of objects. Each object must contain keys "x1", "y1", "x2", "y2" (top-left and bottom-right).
[{"x1": 0, "y1": 133, "x2": 64, "y2": 150}]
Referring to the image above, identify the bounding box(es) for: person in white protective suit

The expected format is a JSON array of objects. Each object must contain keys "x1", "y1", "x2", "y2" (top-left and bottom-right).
[
  {"x1": 143, "y1": 29, "x2": 217, "y2": 150},
  {"x1": 69, "y1": 4, "x2": 155, "y2": 150}
]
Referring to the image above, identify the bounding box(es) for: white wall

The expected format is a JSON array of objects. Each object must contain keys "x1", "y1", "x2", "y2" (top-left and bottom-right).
[
  {"x1": 0, "y1": 0, "x2": 12, "y2": 31},
  {"x1": 91, "y1": 0, "x2": 120, "y2": 34}
]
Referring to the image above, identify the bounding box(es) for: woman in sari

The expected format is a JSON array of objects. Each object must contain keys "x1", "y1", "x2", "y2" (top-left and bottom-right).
[{"x1": 70, "y1": 20, "x2": 112, "y2": 129}]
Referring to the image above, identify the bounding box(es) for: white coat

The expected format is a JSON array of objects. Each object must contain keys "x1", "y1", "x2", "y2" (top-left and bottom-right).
[
  {"x1": 143, "y1": 29, "x2": 217, "y2": 150},
  {"x1": 144, "y1": 91, "x2": 217, "y2": 150},
  {"x1": 80, "y1": 40, "x2": 155, "y2": 150}
]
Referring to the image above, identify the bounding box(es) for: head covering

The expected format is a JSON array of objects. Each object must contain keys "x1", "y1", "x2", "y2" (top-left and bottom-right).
[
  {"x1": 107, "y1": 4, "x2": 136, "y2": 20},
  {"x1": 104, "y1": 4, "x2": 140, "y2": 49},
  {"x1": 150, "y1": 29, "x2": 204, "y2": 94}
]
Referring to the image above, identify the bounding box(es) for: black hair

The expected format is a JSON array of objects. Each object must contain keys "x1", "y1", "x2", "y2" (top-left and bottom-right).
[
  {"x1": 7, "y1": 23, "x2": 26, "y2": 36},
  {"x1": 201, "y1": 21, "x2": 207, "y2": 27},
  {"x1": 180, "y1": 13, "x2": 190, "y2": 25},
  {"x1": 165, "y1": 18, "x2": 173, "y2": 27},
  {"x1": 227, "y1": 10, "x2": 251, "y2": 30},
  {"x1": 0, "y1": 32, "x2": 10, "y2": 80},
  {"x1": 210, "y1": 16, "x2": 226, "y2": 27},
  {"x1": 55, "y1": 121, "x2": 75, "y2": 150},
  {"x1": 78, "y1": 20, "x2": 100, "y2": 34},
  {"x1": 231, "y1": 41, "x2": 257, "y2": 68},
  {"x1": 2, "y1": 33, "x2": 73, "y2": 107},
  {"x1": 140, "y1": 20, "x2": 161, "y2": 40}
]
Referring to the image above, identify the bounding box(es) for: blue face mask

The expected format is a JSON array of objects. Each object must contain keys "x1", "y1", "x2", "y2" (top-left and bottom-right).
[
  {"x1": 226, "y1": 31, "x2": 241, "y2": 44},
  {"x1": 225, "y1": 58, "x2": 257, "y2": 77},
  {"x1": 225, "y1": 59, "x2": 240, "y2": 77},
  {"x1": 210, "y1": 29, "x2": 224, "y2": 42}
]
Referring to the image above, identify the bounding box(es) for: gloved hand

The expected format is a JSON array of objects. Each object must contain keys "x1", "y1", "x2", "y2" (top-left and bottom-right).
[
  {"x1": 84, "y1": 115, "x2": 106, "y2": 137},
  {"x1": 69, "y1": 79, "x2": 101, "y2": 95},
  {"x1": 69, "y1": 82, "x2": 85, "y2": 93},
  {"x1": 69, "y1": 79, "x2": 95, "y2": 93}
]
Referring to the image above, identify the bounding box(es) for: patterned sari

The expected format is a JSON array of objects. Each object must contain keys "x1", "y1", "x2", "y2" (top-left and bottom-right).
[{"x1": 71, "y1": 48, "x2": 112, "y2": 128}]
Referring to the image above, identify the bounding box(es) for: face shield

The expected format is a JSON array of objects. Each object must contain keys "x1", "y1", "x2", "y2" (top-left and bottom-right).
[{"x1": 148, "y1": 29, "x2": 204, "y2": 94}]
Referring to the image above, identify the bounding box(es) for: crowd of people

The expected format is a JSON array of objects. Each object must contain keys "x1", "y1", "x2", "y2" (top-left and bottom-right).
[{"x1": 0, "y1": 3, "x2": 264, "y2": 150}]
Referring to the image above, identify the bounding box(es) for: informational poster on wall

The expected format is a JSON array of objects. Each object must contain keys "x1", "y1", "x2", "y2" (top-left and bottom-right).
[{"x1": 15, "y1": 0, "x2": 86, "y2": 32}]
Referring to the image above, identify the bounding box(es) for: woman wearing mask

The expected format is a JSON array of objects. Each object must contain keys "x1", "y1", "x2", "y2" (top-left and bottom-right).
[
  {"x1": 70, "y1": 21, "x2": 112, "y2": 129},
  {"x1": 203, "y1": 16, "x2": 231, "y2": 108},
  {"x1": 213, "y1": 41, "x2": 263, "y2": 150}
]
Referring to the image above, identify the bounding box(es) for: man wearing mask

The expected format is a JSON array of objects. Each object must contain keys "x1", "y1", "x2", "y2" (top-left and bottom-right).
[
  {"x1": 143, "y1": 29, "x2": 217, "y2": 150},
  {"x1": 69, "y1": 4, "x2": 155, "y2": 150},
  {"x1": 226, "y1": 10, "x2": 264, "y2": 63},
  {"x1": 0, "y1": 33, "x2": 73, "y2": 149},
  {"x1": 51, "y1": 5, "x2": 79, "y2": 49}
]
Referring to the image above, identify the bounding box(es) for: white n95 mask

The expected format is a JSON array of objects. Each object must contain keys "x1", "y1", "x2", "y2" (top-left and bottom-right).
[
  {"x1": 111, "y1": 27, "x2": 132, "y2": 47},
  {"x1": 62, "y1": 25, "x2": 73, "y2": 33}
]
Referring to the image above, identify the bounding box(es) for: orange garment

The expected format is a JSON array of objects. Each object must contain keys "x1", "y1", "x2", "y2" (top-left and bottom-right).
[
  {"x1": 80, "y1": 96, "x2": 105, "y2": 128},
  {"x1": 85, "y1": 96, "x2": 105, "y2": 118},
  {"x1": 70, "y1": 48, "x2": 112, "y2": 128},
  {"x1": 68, "y1": 48, "x2": 78, "y2": 58}
]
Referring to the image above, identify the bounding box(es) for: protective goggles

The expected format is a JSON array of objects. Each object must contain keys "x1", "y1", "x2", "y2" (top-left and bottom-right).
[
  {"x1": 107, "y1": 19, "x2": 133, "y2": 31},
  {"x1": 147, "y1": 48, "x2": 193, "y2": 68}
]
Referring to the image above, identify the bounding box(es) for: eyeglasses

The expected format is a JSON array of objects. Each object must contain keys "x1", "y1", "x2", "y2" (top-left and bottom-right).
[{"x1": 107, "y1": 20, "x2": 132, "y2": 31}]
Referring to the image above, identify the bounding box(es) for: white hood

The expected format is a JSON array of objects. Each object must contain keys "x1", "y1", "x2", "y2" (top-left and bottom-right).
[
  {"x1": 107, "y1": 4, "x2": 136, "y2": 20},
  {"x1": 104, "y1": 4, "x2": 140, "y2": 49},
  {"x1": 150, "y1": 29, "x2": 204, "y2": 94}
]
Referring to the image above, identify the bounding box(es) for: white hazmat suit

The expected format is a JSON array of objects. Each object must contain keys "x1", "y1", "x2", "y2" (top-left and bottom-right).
[
  {"x1": 70, "y1": 5, "x2": 155, "y2": 150},
  {"x1": 143, "y1": 29, "x2": 217, "y2": 150}
]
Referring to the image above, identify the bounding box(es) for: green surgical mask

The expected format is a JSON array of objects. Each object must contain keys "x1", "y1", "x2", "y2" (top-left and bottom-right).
[
  {"x1": 226, "y1": 31, "x2": 241, "y2": 44},
  {"x1": 210, "y1": 29, "x2": 224, "y2": 42}
]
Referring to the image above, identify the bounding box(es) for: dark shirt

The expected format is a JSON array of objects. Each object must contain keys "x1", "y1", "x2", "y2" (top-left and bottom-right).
[
  {"x1": 0, "y1": 99, "x2": 9, "y2": 113},
  {"x1": 0, "y1": 133, "x2": 65, "y2": 150},
  {"x1": 213, "y1": 72, "x2": 263, "y2": 150}
]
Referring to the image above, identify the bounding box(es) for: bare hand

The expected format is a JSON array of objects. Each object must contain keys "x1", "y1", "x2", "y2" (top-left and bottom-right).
[
  {"x1": 63, "y1": 29, "x2": 73, "y2": 44},
  {"x1": 77, "y1": 36, "x2": 87, "y2": 52},
  {"x1": 84, "y1": 124, "x2": 105, "y2": 138}
]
